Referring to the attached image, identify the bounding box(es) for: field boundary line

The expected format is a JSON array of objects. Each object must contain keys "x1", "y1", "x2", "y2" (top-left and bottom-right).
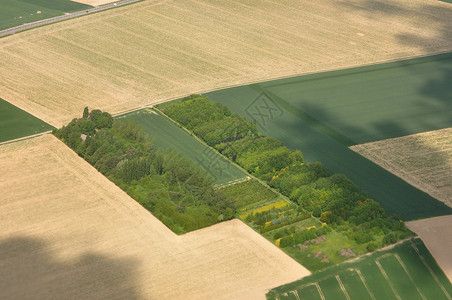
[
  {"x1": 375, "y1": 259, "x2": 402, "y2": 300},
  {"x1": 0, "y1": 131, "x2": 52, "y2": 146},
  {"x1": 394, "y1": 254, "x2": 427, "y2": 300},
  {"x1": 109, "y1": 50, "x2": 452, "y2": 133},
  {"x1": 355, "y1": 268, "x2": 376, "y2": 300},
  {"x1": 410, "y1": 240, "x2": 451, "y2": 300},
  {"x1": 314, "y1": 282, "x2": 326, "y2": 300},
  {"x1": 335, "y1": 274, "x2": 351, "y2": 300},
  {"x1": 0, "y1": 0, "x2": 145, "y2": 37},
  {"x1": 151, "y1": 106, "x2": 295, "y2": 207}
]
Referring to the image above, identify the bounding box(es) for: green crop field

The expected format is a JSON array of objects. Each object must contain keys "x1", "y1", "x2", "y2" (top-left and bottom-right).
[
  {"x1": 205, "y1": 53, "x2": 452, "y2": 221},
  {"x1": 119, "y1": 109, "x2": 247, "y2": 186},
  {"x1": 267, "y1": 238, "x2": 452, "y2": 300},
  {"x1": 255, "y1": 52, "x2": 452, "y2": 145},
  {"x1": 0, "y1": 0, "x2": 92, "y2": 31},
  {"x1": 0, "y1": 98, "x2": 54, "y2": 143}
]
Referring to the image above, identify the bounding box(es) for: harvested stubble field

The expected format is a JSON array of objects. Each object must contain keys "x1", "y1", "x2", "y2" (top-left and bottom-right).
[
  {"x1": 1, "y1": 0, "x2": 452, "y2": 127},
  {"x1": 0, "y1": 134, "x2": 310, "y2": 300},
  {"x1": 407, "y1": 215, "x2": 452, "y2": 283},
  {"x1": 267, "y1": 238, "x2": 452, "y2": 300},
  {"x1": 351, "y1": 128, "x2": 452, "y2": 207}
]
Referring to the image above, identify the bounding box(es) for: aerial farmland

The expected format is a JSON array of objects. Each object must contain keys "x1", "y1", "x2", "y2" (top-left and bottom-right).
[{"x1": 0, "y1": 0, "x2": 452, "y2": 299}]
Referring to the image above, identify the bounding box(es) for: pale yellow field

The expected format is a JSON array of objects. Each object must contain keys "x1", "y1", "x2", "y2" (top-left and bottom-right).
[
  {"x1": 0, "y1": 135, "x2": 310, "y2": 299},
  {"x1": 1, "y1": 0, "x2": 451, "y2": 127},
  {"x1": 351, "y1": 128, "x2": 452, "y2": 207},
  {"x1": 407, "y1": 215, "x2": 452, "y2": 283}
]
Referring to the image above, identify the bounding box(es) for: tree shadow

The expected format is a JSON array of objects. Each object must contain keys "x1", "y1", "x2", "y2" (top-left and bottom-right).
[{"x1": 0, "y1": 236, "x2": 142, "y2": 300}]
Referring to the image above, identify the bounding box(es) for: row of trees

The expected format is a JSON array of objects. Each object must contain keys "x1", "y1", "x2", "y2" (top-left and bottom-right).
[
  {"x1": 54, "y1": 108, "x2": 236, "y2": 234},
  {"x1": 159, "y1": 95, "x2": 412, "y2": 247}
]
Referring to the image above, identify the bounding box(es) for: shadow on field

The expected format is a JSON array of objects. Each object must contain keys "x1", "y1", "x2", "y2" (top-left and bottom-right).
[
  {"x1": 339, "y1": 0, "x2": 452, "y2": 112},
  {"x1": 0, "y1": 236, "x2": 142, "y2": 300},
  {"x1": 333, "y1": 0, "x2": 452, "y2": 208}
]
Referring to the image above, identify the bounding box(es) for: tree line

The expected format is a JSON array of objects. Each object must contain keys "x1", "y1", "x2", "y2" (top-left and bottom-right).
[
  {"x1": 53, "y1": 108, "x2": 236, "y2": 234},
  {"x1": 158, "y1": 95, "x2": 412, "y2": 249}
]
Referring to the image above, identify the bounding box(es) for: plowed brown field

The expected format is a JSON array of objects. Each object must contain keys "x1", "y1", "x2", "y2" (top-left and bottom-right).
[
  {"x1": 1, "y1": 0, "x2": 451, "y2": 127},
  {"x1": 0, "y1": 135, "x2": 309, "y2": 300}
]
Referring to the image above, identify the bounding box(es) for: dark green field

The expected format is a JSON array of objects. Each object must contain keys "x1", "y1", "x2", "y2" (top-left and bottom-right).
[
  {"x1": 120, "y1": 109, "x2": 247, "y2": 185},
  {"x1": 205, "y1": 53, "x2": 452, "y2": 220},
  {"x1": 254, "y1": 52, "x2": 452, "y2": 145},
  {"x1": 267, "y1": 238, "x2": 452, "y2": 300},
  {"x1": 0, "y1": 0, "x2": 92, "y2": 30},
  {"x1": 0, "y1": 98, "x2": 54, "y2": 142}
]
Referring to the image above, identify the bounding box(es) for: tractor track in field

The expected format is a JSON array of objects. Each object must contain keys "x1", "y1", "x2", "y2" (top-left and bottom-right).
[{"x1": 0, "y1": 131, "x2": 52, "y2": 146}]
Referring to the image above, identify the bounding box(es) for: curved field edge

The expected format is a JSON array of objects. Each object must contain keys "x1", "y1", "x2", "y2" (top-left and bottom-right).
[
  {"x1": 0, "y1": 97, "x2": 54, "y2": 143},
  {"x1": 1, "y1": 0, "x2": 452, "y2": 127},
  {"x1": 0, "y1": 134, "x2": 310, "y2": 299},
  {"x1": 266, "y1": 238, "x2": 452, "y2": 300}
]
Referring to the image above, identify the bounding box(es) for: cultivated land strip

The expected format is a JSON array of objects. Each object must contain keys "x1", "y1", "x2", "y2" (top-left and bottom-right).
[
  {"x1": 1, "y1": 0, "x2": 451, "y2": 127},
  {"x1": 0, "y1": 134, "x2": 310, "y2": 300},
  {"x1": 267, "y1": 238, "x2": 452, "y2": 300}
]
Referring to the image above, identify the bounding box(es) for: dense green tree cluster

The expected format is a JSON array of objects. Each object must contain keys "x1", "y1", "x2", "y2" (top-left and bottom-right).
[
  {"x1": 158, "y1": 96, "x2": 412, "y2": 246},
  {"x1": 278, "y1": 225, "x2": 332, "y2": 248},
  {"x1": 54, "y1": 108, "x2": 235, "y2": 234}
]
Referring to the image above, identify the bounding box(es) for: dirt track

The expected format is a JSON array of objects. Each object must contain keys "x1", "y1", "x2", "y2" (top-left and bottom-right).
[
  {"x1": 0, "y1": 0, "x2": 451, "y2": 127},
  {"x1": 0, "y1": 135, "x2": 309, "y2": 299}
]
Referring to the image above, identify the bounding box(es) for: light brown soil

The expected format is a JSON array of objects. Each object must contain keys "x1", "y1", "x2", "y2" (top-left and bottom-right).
[
  {"x1": 351, "y1": 128, "x2": 452, "y2": 207},
  {"x1": 0, "y1": 135, "x2": 309, "y2": 300},
  {"x1": 406, "y1": 216, "x2": 452, "y2": 283},
  {"x1": 1, "y1": 0, "x2": 451, "y2": 127}
]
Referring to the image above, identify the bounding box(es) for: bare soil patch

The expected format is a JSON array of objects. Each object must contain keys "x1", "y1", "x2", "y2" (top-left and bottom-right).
[
  {"x1": 351, "y1": 127, "x2": 452, "y2": 207},
  {"x1": 0, "y1": 135, "x2": 309, "y2": 299},
  {"x1": 0, "y1": 0, "x2": 451, "y2": 127},
  {"x1": 407, "y1": 215, "x2": 452, "y2": 283}
]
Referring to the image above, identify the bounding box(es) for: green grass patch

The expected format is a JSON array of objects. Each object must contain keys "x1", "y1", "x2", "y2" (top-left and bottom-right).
[
  {"x1": 219, "y1": 179, "x2": 280, "y2": 210},
  {"x1": 204, "y1": 53, "x2": 452, "y2": 220},
  {"x1": 278, "y1": 230, "x2": 368, "y2": 271},
  {"x1": 0, "y1": 0, "x2": 92, "y2": 30},
  {"x1": 0, "y1": 98, "x2": 54, "y2": 142},
  {"x1": 119, "y1": 109, "x2": 247, "y2": 185},
  {"x1": 267, "y1": 238, "x2": 452, "y2": 300}
]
